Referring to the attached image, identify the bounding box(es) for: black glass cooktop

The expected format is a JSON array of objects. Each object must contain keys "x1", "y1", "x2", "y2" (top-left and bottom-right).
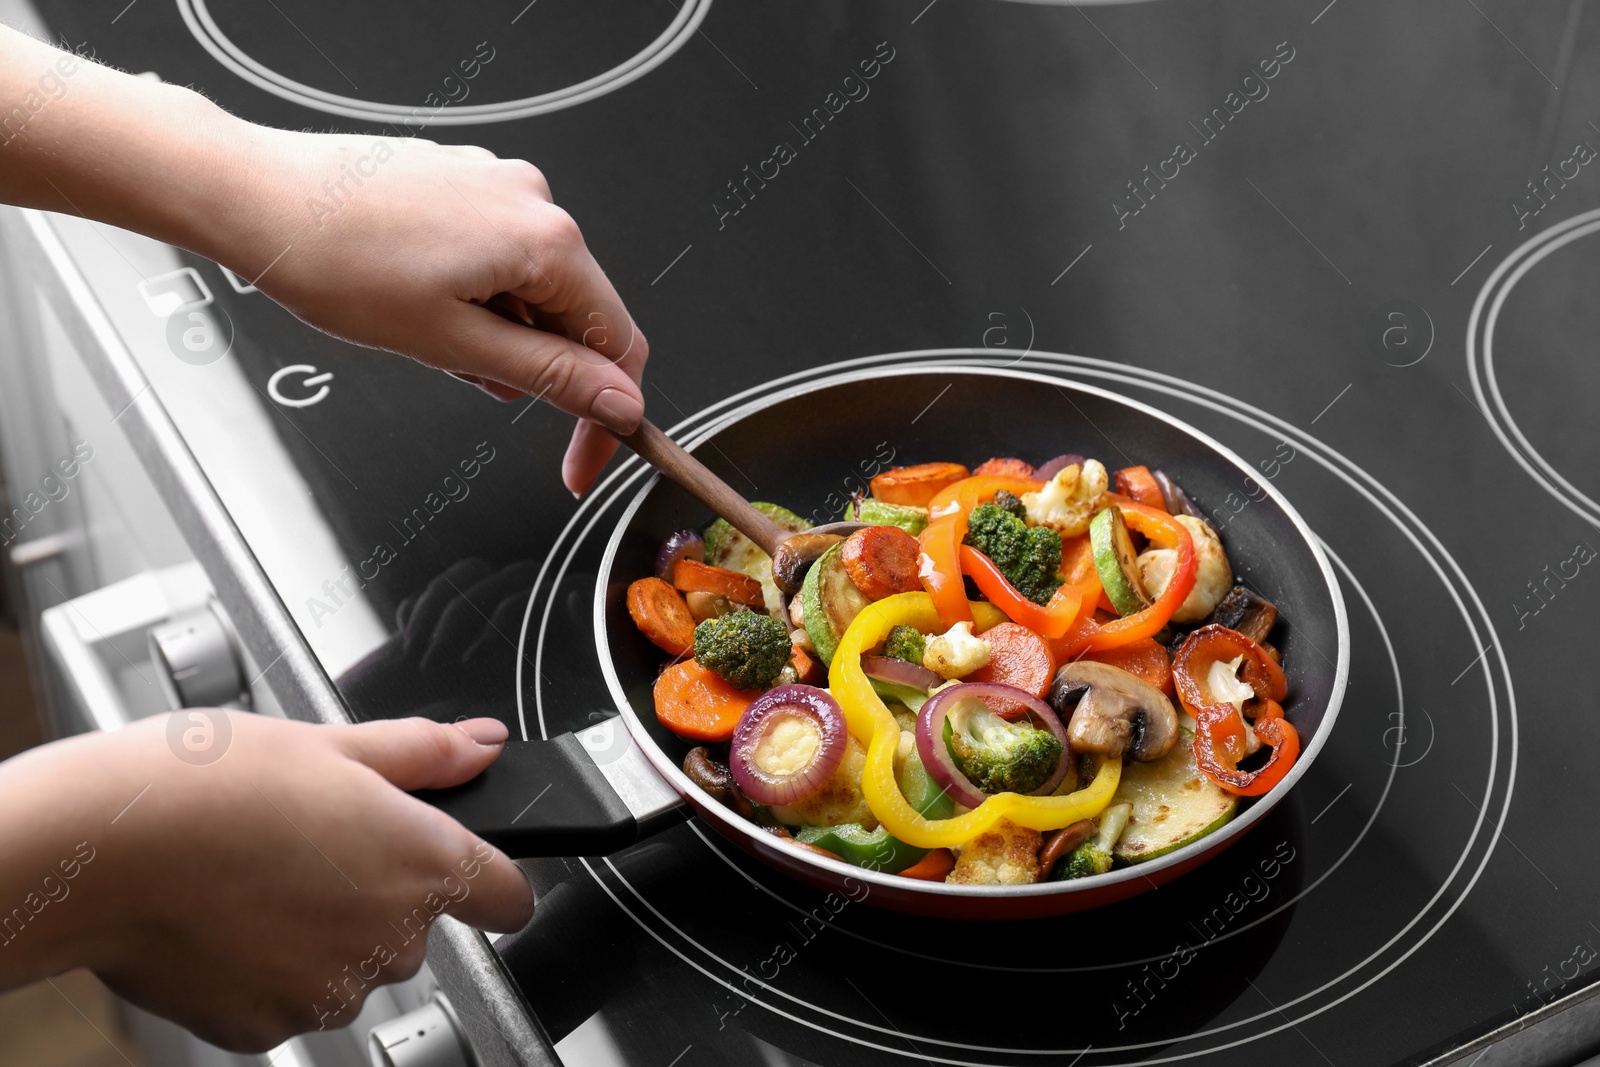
[{"x1": 32, "y1": 0, "x2": 1600, "y2": 1064}]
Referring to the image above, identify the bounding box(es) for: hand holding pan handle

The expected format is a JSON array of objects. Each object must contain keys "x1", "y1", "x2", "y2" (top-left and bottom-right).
[
  {"x1": 417, "y1": 719, "x2": 687, "y2": 856},
  {"x1": 421, "y1": 420, "x2": 857, "y2": 856},
  {"x1": 423, "y1": 421, "x2": 860, "y2": 856}
]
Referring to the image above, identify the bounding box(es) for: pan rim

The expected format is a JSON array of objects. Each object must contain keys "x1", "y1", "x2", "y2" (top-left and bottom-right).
[{"x1": 594, "y1": 364, "x2": 1350, "y2": 900}]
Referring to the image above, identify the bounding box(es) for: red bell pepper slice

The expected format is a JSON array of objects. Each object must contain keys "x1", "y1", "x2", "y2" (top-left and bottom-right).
[
  {"x1": 1233, "y1": 717, "x2": 1299, "y2": 796},
  {"x1": 917, "y1": 475, "x2": 1042, "y2": 630},
  {"x1": 926, "y1": 475, "x2": 1043, "y2": 524},
  {"x1": 1046, "y1": 577, "x2": 1103, "y2": 659},
  {"x1": 1172, "y1": 625, "x2": 1297, "y2": 795},
  {"x1": 957, "y1": 545, "x2": 1082, "y2": 638},
  {"x1": 917, "y1": 517, "x2": 971, "y2": 627},
  {"x1": 1064, "y1": 500, "x2": 1196, "y2": 654}
]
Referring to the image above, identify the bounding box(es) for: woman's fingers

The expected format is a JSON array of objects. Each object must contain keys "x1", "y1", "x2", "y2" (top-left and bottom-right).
[
  {"x1": 442, "y1": 842, "x2": 536, "y2": 932},
  {"x1": 333, "y1": 716, "x2": 535, "y2": 928},
  {"x1": 562, "y1": 417, "x2": 622, "y2": 496},
  {"x1": 441, "y1": 302, "x2": 645, "y2": 435},
  {"x1": 447, "y1": 370, "x2": 523, "y2": 402},
  {"x1": 215, "y1": 129, "x2": 652, "y2": 489},
  {"x1": 506, "y1": 207, "x2": 647, "y2": 376},
  {"x1": 336, "y1": 715, "x2": 508, "y2": 791},
  {"x1": 501, "y1": 206, "x2": 650, "y2": 460},
  {"x1": 331, "y1": 718, "x2": 536, "y2": 933}
]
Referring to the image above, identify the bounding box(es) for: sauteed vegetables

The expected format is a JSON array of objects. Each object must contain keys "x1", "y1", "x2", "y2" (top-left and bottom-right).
[{"x1": 626, "y1": 456, "x2": 1299, "y2": 886}]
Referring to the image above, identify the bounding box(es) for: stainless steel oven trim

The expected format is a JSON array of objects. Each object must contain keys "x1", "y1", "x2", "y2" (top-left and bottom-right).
[
  {"x1": 3, "y1": 204, "x2": 559, "y2": 1067},
  {"x1": 14, "y1": 207, "x2": 345, "y2": 728}
]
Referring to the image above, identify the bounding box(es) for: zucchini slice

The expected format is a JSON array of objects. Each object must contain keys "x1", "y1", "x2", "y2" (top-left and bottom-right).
[
  {"x1": 1090, "y1": 505, "x2": 1152, "y2": 617},
  {"x1": 704, "y1": 502, "x2": 808, "y2": 616},
  {"x1": 1112, "y1": 728, "x2": 1237, "y2": 864},
  {"x1": 844, "y1": 498, "x2": 929, "y2": 535},
  {"x1": 799, "y1": 542, "x2": 870, "y2": 666},
  {"x1": 869, "y1": 677, "x2": 931, "y2": 713}
]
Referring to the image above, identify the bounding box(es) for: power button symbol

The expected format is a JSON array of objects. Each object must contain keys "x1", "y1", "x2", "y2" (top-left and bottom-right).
[{"x1": 267, "y1": 365, "x2": 334, "y2": 408}]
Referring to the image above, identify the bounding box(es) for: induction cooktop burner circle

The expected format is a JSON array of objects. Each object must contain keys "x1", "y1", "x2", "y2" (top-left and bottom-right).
[
  {"x1": 1468, "y1": 207, "x2": 1600, "y2": 529},
  {"x1": 515, "y1": 352, "x2": 1515, "y2": 1064},
  {"x1": 175, "y1": 0, "x2": 713, "y2": 125}
]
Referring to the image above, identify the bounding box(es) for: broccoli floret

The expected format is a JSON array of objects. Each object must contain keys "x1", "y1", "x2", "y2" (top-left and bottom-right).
[
  {"x1": 882, "y1": 625, "x2": 927, "y2": 665},
  {"x1": 1060, "y1": 848, "x2": 1107, "y2": 880},
  {"x1": 963, "y1": 503, "x2": 1063, "y2": 605},
  {"x1": 992, "y1": 489, "x2": 1028, "y2": 521},
  {"x1": 693, "y1": 610, "x2": 790, "y2": 690},
  {"x1": 945, "y1": 696, "x2": 1062, "y2": 795},
  {"x1": 1053, "y1": 802, "x2": 1132, "y2": 881}
]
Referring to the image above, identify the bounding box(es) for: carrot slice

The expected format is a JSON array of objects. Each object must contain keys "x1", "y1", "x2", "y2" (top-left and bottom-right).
[
  {"x1": 1114, "y1": 466, "x2": 1167, "y2": 511},
  {"x1": 973, "y1": 457, "x2": 1036, "y2": 479},
  {"x1": 626, "y1": 577, "x2": 696, "y2": 656},
  {"x1": 965, "y1": 622, "x2": 1057, "y2": 718},
  {"x1": 898, "y1": 848, "x2": 956, "y2": 881},
  {"x1": 652, "y1": 660, "x2": 754, "y2": 741},
  {"x1": 1060, "y1": 533, "x2": 1096, "y2": 585},
  {"x1": 1084, "y1": 637, "x2": 1173, "y2": 695},
  {"x1": 789, "y1": 644, "x2": 822, "y2": 685},
  {"x1": 841, "y1": 525, "x2": 923, "y2": 601},
  {"x1": 673, "y1": 558, "x2": 764, "y2": 608},
  {"x1": 870, "y1": 462, "x2": 970, "y2": 507},
  {"x1": 785, "y1": 838, "x2": 844, "y2": 862}
]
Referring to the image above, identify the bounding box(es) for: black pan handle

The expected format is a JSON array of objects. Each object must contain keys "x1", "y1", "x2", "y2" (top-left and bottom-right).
[{"x1": 417, "y1": 720, "x2": 688, "y2": 857}]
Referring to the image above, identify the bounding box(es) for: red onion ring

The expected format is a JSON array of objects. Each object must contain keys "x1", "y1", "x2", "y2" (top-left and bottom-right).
[
  {"x1": 655, "y1": 529, "x2": 706, "y2": 580},
  {"x1": 860, "y1": 654, "x2": 942, "y2": 694},
  {"x1": 729, "y1": 685, "x2": 847, "y2": 807},
  {"x1": 1034, "y1": 454, "x2": 1087, "y2": 482},
  {"x1": 915, "y1": 682, "x2": 1071, "y2": 807},
  {"x1": 1152, "y1": 469, "x2": 1218, "y2": 533}
]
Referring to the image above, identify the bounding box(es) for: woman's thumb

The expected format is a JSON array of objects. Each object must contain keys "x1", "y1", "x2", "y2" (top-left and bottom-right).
[{"x1": 337, "y1": 716, "x2": 509, "y2": 791}]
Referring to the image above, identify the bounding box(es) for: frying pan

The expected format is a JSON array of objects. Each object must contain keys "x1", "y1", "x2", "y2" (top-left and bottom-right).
[{"x1": 425, "y1": 366, "x2": 1349, "y2": 919}]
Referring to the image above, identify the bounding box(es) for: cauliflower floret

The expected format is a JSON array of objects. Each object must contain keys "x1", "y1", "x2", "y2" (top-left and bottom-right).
[
  {"x1": 1206, "y1": 654, "x2": 1256, "y2": 712},
  {"x1": 1136, "y1": 514, "x2": 1232, "y2": 623},
  {"x1": 1207, "y1": 654, "x2": 1263, "y2": 755},
  {"x1": 786, "y1": 598, "x2": 815, "y2": 653},
  {"x1": 922, "y1": 621, "x2": 991, "y2": 679},
  {"x1": 1022, "y1": 459, "x2": 1109, "y2": 537},
  {"x1": 945, "y1": 818, "x2": 1044, "y2": 885},
  {"x1": 769, "y1": 736, "x2": 876, "y2": 829}
]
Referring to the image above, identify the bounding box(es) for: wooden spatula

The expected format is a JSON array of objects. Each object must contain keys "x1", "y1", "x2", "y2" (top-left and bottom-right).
[{"x1": 615, "y1": 419, "x2": 867, "y2": 595}]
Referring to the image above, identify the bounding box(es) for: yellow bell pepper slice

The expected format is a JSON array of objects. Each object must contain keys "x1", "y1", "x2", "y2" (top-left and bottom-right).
[{"x1": 828, "y1": 591, "x2": 1123, "y2": 850}]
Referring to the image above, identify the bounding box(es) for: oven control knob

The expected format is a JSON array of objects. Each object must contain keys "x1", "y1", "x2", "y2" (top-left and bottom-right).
[
  {"x1": 147, "y1": 603, "x2": 245, "y2": 710},
  {"x1": 368, "y1": 994, "x2": 473, "y2": 1067}
]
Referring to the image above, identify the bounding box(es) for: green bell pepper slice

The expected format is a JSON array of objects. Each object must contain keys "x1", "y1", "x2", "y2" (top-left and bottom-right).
[{"x1": 795, "y1": 743, "x2": 953, "y2": 873}]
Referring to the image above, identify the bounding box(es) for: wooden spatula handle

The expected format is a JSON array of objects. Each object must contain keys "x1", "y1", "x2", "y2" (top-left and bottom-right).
[{"x1": 617, "y1": 419, "x2": 792, "y2": 558}]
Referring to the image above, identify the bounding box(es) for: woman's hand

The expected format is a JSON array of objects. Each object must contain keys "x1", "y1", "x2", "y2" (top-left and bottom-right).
[
  {"x1": 0, "y1": 28, "x2": 645, "y2": 494},
  {"x1": 0, "y1": 712, "x2": 533, "y2": 1052},
  {"x1": 216, "y1": 127, "x2": 648, "y2": 495}
]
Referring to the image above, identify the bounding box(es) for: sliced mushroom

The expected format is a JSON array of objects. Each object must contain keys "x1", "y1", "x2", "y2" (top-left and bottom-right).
[
  {"x1": 1206, "y1": 585, "x2": 1279, "y2": 646},
  {"x1": 1049, "y1": 661, "x2": 1178, "y2": 762},
  {"x1": 1037, "y1": 818, "x2": 1098, "y2": 878},
  {"x1": 770, "y1": 521, "x2": 871, "y2": 595},
  {"x1": 1050, "y1": 677, "x2": 1092, "y2": 716},
  {"x1": 771, "y1": 532, "x2": 844, "y2": 595},
  {"x1": 685, "y1": 591, "x2": 738, "y2": 622},
  {"x1": 682, "y1": 746, "x2": 755, "y2": 818}
]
